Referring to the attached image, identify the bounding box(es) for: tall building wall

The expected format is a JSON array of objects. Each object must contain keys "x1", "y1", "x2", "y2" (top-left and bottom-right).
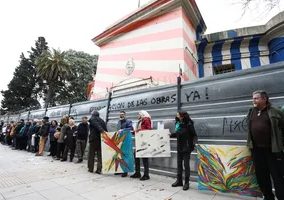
[{"x1": 91, "y1": 0, "x2": 205, "y2": 99}]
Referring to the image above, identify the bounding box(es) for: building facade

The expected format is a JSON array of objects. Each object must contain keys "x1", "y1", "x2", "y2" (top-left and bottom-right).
[
  {"x1": 90, "y1": 0, "x2": 284, "y2": 100},
  {"x1": 198, "y1": 11, "x2": 284, "y2": 77}
]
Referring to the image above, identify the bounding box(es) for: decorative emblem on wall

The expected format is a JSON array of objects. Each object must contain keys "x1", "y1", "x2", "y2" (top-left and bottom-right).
[{"x1": 125, "y1": 58, "x2": 135, "y2": 76}]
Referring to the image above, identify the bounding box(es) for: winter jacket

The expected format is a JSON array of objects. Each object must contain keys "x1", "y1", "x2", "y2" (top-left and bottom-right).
[
  {"x1": 89, "y1": 114, "x2": 107, "y2": 149},
  {"x1": 64, "y1": 125, "x2": 77, "y2": 145},
  {"x1": 58, "y1": 124, "x2": 68, "y2": 143},
  {"x1": 136, "y1": 117, "x2": 151, "y2": 131},
  {"x1": 117, "y1": 119, "x2": 133, "y2": 131},
  {"x1": 19, "y1": 124, "x2": 31, "y2": 138},
  {"x1": 247, "y1": 106, "x2": 284, "y2": 153},
  {"x1": 171, "y1": 121, "x2": 197, "y2": 153},
  {"x1": 14, "y1": 122, "x2": 25, "y2": 136},
  {"x1": 39, "y1": 122, "x2": 50, "y2": 137},
  {"x1": 49, "y1": 126, "x2": 57, "y2": 141},
  {"x1": 77, "y1": 122, "x2": 89, "y2": 140}
]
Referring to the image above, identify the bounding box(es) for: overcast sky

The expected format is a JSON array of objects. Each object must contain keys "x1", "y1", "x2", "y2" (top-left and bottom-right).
[{"x1": 0, "y1": 0, "x2": 283, "y2": 104}]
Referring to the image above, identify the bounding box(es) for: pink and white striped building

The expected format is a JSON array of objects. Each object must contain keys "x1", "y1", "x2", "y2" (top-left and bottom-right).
[{"x1": 90, "y1": 0, "x2": 206, "y2": 99}]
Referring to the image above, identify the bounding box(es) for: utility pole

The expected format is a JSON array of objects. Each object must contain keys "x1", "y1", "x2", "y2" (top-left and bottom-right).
[{"x1": 138, "y1": 0, "x2": 141, "y2": 8}]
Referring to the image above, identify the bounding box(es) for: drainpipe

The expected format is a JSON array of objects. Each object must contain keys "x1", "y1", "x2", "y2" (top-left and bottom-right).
[
  {"x1": 105, "y1": 92, "x2": 112, "y2": 123},
  {"x1": 177, "y1": 65, "x2": 182, "y2": 112}
]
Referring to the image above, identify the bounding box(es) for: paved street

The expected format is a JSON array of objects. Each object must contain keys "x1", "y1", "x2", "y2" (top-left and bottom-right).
[{"x1": 0, "y1": 144, "x2": 260, "y2": 200}]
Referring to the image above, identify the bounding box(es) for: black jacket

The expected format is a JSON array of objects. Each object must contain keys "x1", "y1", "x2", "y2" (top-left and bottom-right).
[
  {"x1": 171, "y1": 121, "x2": 197, "y2": 153},
  {"x1": 40, "y1": 122, "x2": 50, "y2": 137},
  {"x1": 77, "y1": 123, "x2": 89, "y2": 140},
  {"x1": 65, "y1": 125, "x2": 77, "y2": 144},
  {"x1": 89, "y1": 115, "x2": 107, "y2": 148}
]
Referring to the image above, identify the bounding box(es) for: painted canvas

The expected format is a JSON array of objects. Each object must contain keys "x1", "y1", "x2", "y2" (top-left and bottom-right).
[
  {"x1": 196, "y1": 145, "x2": 261, "y2": 197},
  {"x1": 101, "y1": 130, "x2": 134, "y2": 174},
  {"x1": 135, "y1": 129, "x2": 171, "y2": 158}
]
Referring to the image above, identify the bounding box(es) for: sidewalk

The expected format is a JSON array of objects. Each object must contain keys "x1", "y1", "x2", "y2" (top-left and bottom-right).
[{"x1": 0, "y1": 145, "x2": 260, "y2": 200}]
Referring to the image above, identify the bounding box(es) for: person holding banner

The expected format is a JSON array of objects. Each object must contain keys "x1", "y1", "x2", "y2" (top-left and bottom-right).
[
  {"x1": 88, "y1": 110, "x2": 107, "y2": 174},
  {"x1": 130, "y1": 110, "x2": 152, "y2": 181},
  {"x1": 116, "y1": 111, "x2": 134, "y2": 177},
  {"x1": 171, "y1": 111, "x2": 197, "y2": 191}
]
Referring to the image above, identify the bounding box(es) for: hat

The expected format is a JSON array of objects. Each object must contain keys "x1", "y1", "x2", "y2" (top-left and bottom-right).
[{"x1": 43, "y1": 116, "x2": 49, "y2": 120}]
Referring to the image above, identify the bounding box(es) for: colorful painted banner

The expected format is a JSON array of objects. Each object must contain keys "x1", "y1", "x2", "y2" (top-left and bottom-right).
[
  {"x1": 135, "y1": 129, "x2": 171, "y2": 158},
  {"x1": 101, "y1": 130, "x2": 134, "y2": 174},
  {"x1": 196, "y1": 145, "x2": 261, "y2": 197}
]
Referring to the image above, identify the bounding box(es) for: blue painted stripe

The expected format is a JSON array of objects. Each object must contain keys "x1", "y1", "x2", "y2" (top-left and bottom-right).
[
  {"x1": 212, "y1": 40, "x2": 224, "y2": 67},
  {"x1": 230, "y1": 38, "x2": 243, "y2": 70},
  {"x1": 249, "y1": 36, "x2": 261, "y2": 67},
  {"x1": 197, "y1": 39, "x2": 207, "y2": 78},
  {"x1": 268, "y1": 37, "x2": 284, "y2": 63}
]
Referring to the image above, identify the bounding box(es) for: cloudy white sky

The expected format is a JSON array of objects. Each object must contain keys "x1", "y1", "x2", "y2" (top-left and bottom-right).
[{"x1": 0, "y1": 0, "x2": 283, "y2": 104}]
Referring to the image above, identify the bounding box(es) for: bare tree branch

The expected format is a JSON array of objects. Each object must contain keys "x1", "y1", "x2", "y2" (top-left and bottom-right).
[{"x1": 239, "y1": 0, "x2": 280, "y2": 15}]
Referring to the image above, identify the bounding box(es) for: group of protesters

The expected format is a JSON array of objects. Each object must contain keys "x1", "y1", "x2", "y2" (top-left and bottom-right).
[
  {"x1": 0, "y1": 90, "x2": 283, "y2": 199},
  {"x1": 0, "y1": 115, "x2": 88, "y2": 163}
]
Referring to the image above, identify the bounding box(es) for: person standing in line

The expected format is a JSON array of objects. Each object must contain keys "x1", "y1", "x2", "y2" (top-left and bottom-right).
[
  {"x1": 12, "y1": 119, "x2": 25, "y2": 150},
  {"x1": 26, "y1": 120, "x2": 35, "y2": 152},
  {"x1": 116, "y1": 110, "x2": 134, "y2": 177},
  {"x1": 88, "y1": 111, "x2": 107, "y2": 174},
  {"x1": 36, "y1": 117, "x2": 50, "y2": 156},
  {"x1": 131, "y1": 110, "x2": 152, "y2": 181},
  {"x1": 247, "y1": 90, "x2": 284, "y2": 200},
  {"x1": 171, "y1": 111, "x2": 197, "y2": 191},
  {"x1": 75, "y1": 117, "x2": 89, "y2": 163},
  {"x1": 48, "y1": 120, "x2": 58, "y2": 157},
  {"x1": 62, "y1": 119, "x2": 77, "y2": 162},
  {"x1": 7, "y1": 121, "x2": 16, "y2": 146},
  {"x1": 4, "y1": 122, "x2": 13, "y2": 145},
  {"x1": 31, "y1": 120, "x2": 41, "y2": 153},
  {"x1": 18, "y1": 121, "x2": 31, "y2": 150},
  {"x1": 56, "y1": 116, "x2": 69, "y2": 160}
]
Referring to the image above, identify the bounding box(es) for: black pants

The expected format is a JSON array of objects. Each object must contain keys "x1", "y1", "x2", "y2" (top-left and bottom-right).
[
  {"x1": 33, "y1": 136, "x2": 40, "y2": 153},
  {"x1": 63, "y1": 137, "x2": 76, "y2": 161},
  {"x1": 177, "y1": 151, "x2": 190, "y2": 178},
  {"x1": 56, "y1": 142, "x2": 65, "y2": 159},
  {"x1": 134, "y1": 154, "x2": 149, "y2": 176},
  {"x1": 252, "y1": 147, "x2": 284, "y2": 200},
  {"x1": 49, "y1": 140, "x2": 57, "y2": 156},
  {"x1": 88, "y1": 141, "x2": 102, "y2": 172}
]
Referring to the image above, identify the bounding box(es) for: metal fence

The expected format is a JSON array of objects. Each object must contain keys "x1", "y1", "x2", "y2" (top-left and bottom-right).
[{"x1": 1, "y1": 61, "x2": 284, "y2": 179}]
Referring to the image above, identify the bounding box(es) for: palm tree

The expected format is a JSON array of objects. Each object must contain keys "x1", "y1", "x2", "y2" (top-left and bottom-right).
[{"x1": 36, "y1": 49, "x2": 72, "y2": 108}]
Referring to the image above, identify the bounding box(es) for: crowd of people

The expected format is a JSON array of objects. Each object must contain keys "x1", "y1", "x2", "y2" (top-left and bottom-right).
[{"x1": 0, "y1": 90, "x2": 283, "y2": 199}]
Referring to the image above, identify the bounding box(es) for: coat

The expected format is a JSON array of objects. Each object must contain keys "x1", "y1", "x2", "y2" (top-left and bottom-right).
[
  {"x1": 171, "y1": 121, "x2": 197, "y2": 153},
  {"x1": 117, "y1": 119, "x2": 133, "y2": 131},
  {"x1": 58, "y1": 124, "x2": 68, "y2": 143},
  {"x1": 247, "y1": 106, "x2": 284, "y2": 153},
  {"x1": 65, "y1": 125, "x2": 77, "y2": 145},
  {"x1": 77, "y1": 123, "x2": 89, "y2": 140},
  {"x1": 39, "y1": 122, "x2": 50, "y2": 137},
  {"x1": 89, "y1": 115, "x2": 107, "y2": 149},
  {"x1": 136, "y1": 117, "x2": 151, "y2": 131}
]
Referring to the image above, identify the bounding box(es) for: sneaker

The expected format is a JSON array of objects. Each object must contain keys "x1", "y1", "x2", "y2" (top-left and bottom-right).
[
  {"x1": 76, "y1": 159, "x2": 83, "y2": 163},
  {"x1": 121, "y1": 173, "x2": 128, "y2": 177},
  {"x1": 95, "y1": 170, "x2": 101, "y2": 174}
]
